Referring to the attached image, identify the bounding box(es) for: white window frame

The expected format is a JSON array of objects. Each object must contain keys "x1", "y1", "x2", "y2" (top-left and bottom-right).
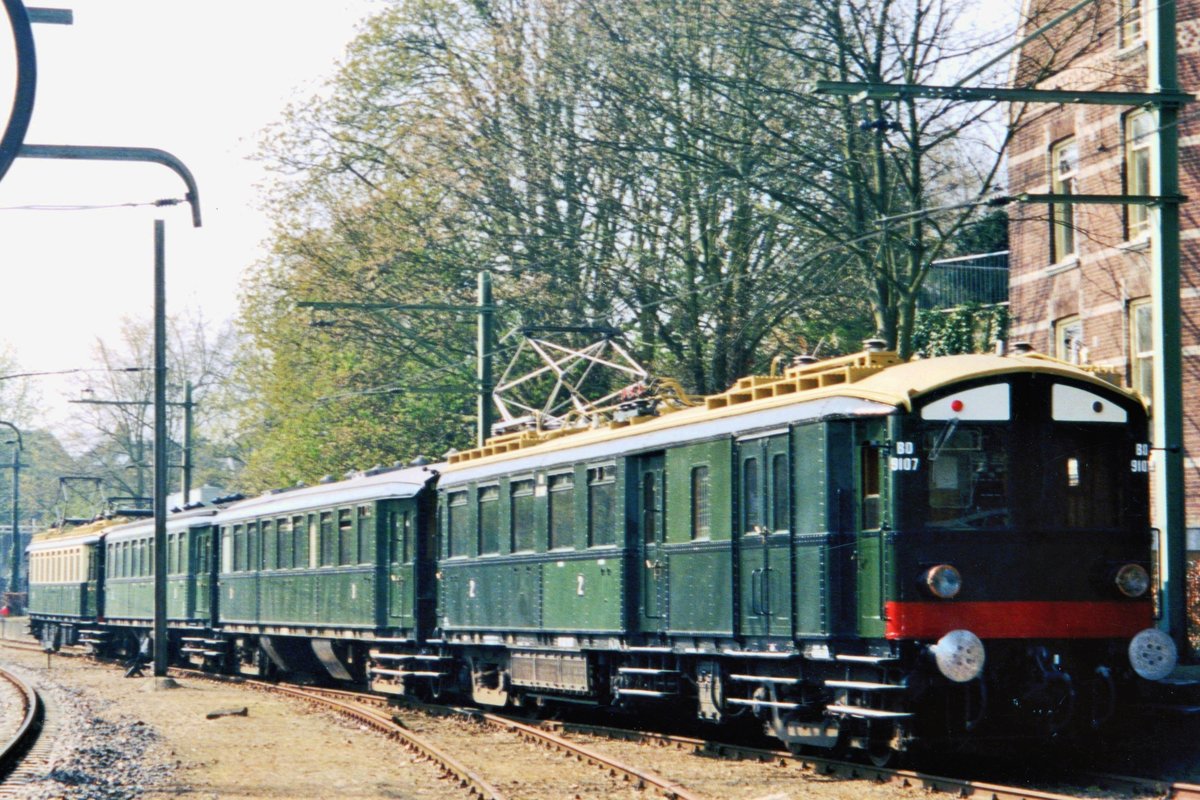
[
  {"x1": 1051, "y1": 138, "x2": 1078, "y2": 262},
  {"x1": 1130, "y1": 298, "x2": 1154, "y2": 405},
  {"x1": 1118, "y1": 0, "x2": 1144, "y2": 48},
  {"x1": 1125, "y1": 109, "x2": 1153, "y2": 240},
  {"x1": 1055, "y1": 315, "x2": 1084, "y2": 365}
]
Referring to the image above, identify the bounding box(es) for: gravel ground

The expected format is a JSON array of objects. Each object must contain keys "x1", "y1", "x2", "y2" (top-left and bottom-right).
[
  {"x1": 0, "y1": 664, "x2": 27, "y2": 754},
  {"x1": 0, "y1": 637, "x2": 463, "y2": 799}
]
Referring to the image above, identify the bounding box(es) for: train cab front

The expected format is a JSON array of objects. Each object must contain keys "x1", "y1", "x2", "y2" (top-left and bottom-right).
[{"x1": 877, "y1": 362, "x2": 1174, "y2": 748}]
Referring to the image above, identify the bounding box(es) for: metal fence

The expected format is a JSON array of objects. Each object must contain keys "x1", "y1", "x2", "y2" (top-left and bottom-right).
[{"x1": 918, "y1": 251, "x2": 1009, "y2": 311}]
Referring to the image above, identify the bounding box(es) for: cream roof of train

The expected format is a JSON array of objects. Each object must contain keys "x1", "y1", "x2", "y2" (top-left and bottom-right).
[
  {"x1": 443, "y1": 351, "x2": 1135, "y2": 474},
  {"x1": 847, "y1": 352, "x2": 1136, "y2": 407},
  {"x1": 28, "y1": 516, "x2": 135, "y2": 550}
]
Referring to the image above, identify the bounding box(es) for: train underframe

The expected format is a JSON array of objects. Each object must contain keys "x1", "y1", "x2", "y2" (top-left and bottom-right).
[{"x1": 27, "y1": 617, "x2": 1140, "y2": 760}]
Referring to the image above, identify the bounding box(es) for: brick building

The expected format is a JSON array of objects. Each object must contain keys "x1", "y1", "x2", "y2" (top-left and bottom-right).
[{"x1": 1007, "y1": 0, "x2": 1200, "y2": 560}]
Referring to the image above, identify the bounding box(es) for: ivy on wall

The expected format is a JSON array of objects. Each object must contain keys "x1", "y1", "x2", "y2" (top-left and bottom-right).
[{"x1": 910, "y1": 303, "x2": 1010, "y2": 357}]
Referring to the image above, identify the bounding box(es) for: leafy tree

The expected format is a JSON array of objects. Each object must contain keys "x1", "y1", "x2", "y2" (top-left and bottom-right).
[
  {"x1": 68, "y1": 313, "x2": 243, "y2": 506},
  {"x1": 242, "y1": 0, "x2": 1086, "y2": 482}
]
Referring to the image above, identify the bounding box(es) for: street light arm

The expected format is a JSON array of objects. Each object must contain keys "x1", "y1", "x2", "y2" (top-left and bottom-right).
[
  {"x1": 0, "y1": 421, "x2": 22, "y2": 451},
  {"x1": 17, "y1": 144, "x2": 202, "y2": 227}
]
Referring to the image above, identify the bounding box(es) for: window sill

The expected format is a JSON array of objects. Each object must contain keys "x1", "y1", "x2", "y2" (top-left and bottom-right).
[
  {"x1": 1121, "y1": 234, "x2": 1152, "y2": 252},
  {"x1": 1044, "y1": 256, "x2": 1080, "y2": 276},
  {"x1": 1115, "y1": 39, "x2": 1146, "y2": 60}
]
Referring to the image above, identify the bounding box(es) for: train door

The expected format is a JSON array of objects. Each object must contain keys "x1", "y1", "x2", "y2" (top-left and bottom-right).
[
  {"x1": 856, "y1": 420, "x2": 888, "y2": 638},
  {"x1": 737, "y1": 432, "x2": 793, "y2": 639},
  {"x1": 636, "y1": 453, "x2": 667, "y2": 632}
]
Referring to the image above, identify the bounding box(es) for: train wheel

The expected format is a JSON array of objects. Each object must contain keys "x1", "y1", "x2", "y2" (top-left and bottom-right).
[{"x1": 867, "y1": 739, "x2": 897, "y2": 768}]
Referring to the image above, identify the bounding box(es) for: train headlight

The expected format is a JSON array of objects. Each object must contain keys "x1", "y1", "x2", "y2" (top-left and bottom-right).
[
  {"x1": 923, "y1": 564, "x2": 962, "y2": 599},
  {"x1": 1114, "y1": 564, "x2": 1150, "y2": 598},
  {"x1": 1129, "y1": 628, "x2": 1177, "y2": 681},
  {"x1": 931, "y1": 629, "x2": 985, "y2": 683}
]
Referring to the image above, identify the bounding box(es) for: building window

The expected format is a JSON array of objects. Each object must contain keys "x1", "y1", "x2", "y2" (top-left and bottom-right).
[
  {"x1": 1126, "y1": 110, "x2": 1153, "y2": 239},
  {"x1": 1051, "y1": 138, "x2": 1078, "y2": 262},
  {"x1": 1055, "y1": 315, "x2": 1084, "y2": 364},
  {"x1": 548, "y1": 473, "x2": 575, "y2": 550},
  {"x1": 691, "y1": 466, "x2": 711, "y2": 540},
  {"x1": 1118, "y1": 0, "x2": 1143, "y2": 47},
  {"x1": 510, "y1": 480, "x2": 535, "y2": 552},
  {"x1": 478, "y1": 485, "x2": 500, "y2": 554},
  {"x1": 447, "y1": 491, "x2": 469, "y2": 557},
  {"x1": 1130, "y1": 298, "x2": 1154, "y2": 404},
  {"x1": 587, "y1": 465, "x2": 616, "y2": 547}
]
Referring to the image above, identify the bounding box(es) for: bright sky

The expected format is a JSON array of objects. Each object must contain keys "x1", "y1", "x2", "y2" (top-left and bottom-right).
[{"x1": 0, "y1": 0, "x2": 382, "y2": 428}]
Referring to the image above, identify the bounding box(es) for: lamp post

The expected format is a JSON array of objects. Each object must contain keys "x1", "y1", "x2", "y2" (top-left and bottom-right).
[{"x1": 0, "y1": 421, "x2": 22, "y2": 602}]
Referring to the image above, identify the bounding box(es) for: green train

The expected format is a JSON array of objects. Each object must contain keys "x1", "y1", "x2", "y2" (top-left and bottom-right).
[{"x1": 26, "y1": 347, "x2": 1175, "y2": 762}]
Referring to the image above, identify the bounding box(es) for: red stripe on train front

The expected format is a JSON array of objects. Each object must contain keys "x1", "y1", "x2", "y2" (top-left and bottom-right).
[{"x1": 884, "y1": 600, "x2": 1152, "y2": 640}]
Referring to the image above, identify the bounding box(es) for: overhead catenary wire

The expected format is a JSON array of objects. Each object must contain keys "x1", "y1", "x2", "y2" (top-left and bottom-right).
[{"x1": 0, "y1": 198, "x2": 184, "y2": 212}]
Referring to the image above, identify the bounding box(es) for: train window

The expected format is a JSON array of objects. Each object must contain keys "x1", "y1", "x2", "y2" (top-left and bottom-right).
[
  {"x1": 388, "y1": 510, "x2": 404, "y2": 564},
  {"x1": 308, "y1": 514, "x2": 319, "y2": 568},
  {"x1": 261, "y1": 520, "x2": 274, "y2": 569},
  {"x1": 691, "y1": 466, "x2": 711, "y2": 540},
  {"x1": 167, "y1": 534, "x2": 177, "y2": 574},
  {"x1": 276, "y1": 518, "x2": 292, "y2": 569},
  {"x1": 233, "y1": 525, "x2": 245, "y2": 572},
  {"x1": 357, "y1": 507, "x2": 373, "y2": 563},
  {"x1": 742, "y1": 458, "x2": 761, "y2": 534},
  {"x1": 248, "y1": 522, "x2": 260, "y2": 571},
  {"x1": 448, "y1": 491, "x2": 470, "y2": 557},
  {"x1": 923, "y1": 426, "x2": 1010, "y2": 529},
  {"x1": 293, "y1": 515, "x2": 307, "y2": 568},
  {"x1": 222, "y1": 528, "x2": 233, "y2": 574},
  {"x1": 548, "y1": 473, "x2": 575, "y2": 550},
  {"x1": 148, "y1": 540, "x2": 155, "y2": 576},
  {"x1": 641, "y1": 472, "x2": 658, "y2": 544},
  {"x1": 338, "y1": 509, "x2": 354, "y2": 565},
  {"x1": 1046, "y1": 433, "x2": 1123, "y2": 529},
  {"x1": 588, "y1": 466, "x2": 617, "y2": 547},
  {"x1": 511, "y1": 480, "x2": 535, "y2": 552},
  {"x1": 320, "y1": 512, "x2": 335, "y2": 566},
  {"x1": 478, "y1": 486, "x2": 501, "y2": 555},
  {"x1": 771, "y1": 454, "x2": 789, "y2": 532},
  {"x1": 861, "y1": 444, "x2": 882, "y2": 530}
]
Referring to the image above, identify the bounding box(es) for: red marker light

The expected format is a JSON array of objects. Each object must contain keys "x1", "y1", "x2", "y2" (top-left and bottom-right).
[{"x1": 950, "y1": 399, "x2": 964, "y2": 413}]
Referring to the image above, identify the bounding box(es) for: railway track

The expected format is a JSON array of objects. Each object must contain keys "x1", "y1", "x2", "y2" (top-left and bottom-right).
[
  {"x1": 533, "y1": 718, "x2": 1200, "y2": 800},
  {"x1": 0, "y1": 665, "x2": 47, "y2": 796},
  {"x1": 172, "y1": 670, "x2": 700, "y2": 799},
  {"x1": 4, "y1": 638, "x2": 1198, "y2": 800}
]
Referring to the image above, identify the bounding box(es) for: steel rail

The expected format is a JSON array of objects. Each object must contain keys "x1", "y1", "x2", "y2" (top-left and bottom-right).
[
  {"x1": 183, "y1": 679, "x2": 701, "y2": 799},
  {"x1": 470, "y1": 710, "x2": 701, "y2": 800},
  {"x1": 169, "y1": 669, "x2": 504, "y2": 800},
  {"x1": 0, "y1": 666, "x2": 42, "y2": 782},
  {"x1": 536, "y1": 718, "x2": 1200, "y2": 800}
]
